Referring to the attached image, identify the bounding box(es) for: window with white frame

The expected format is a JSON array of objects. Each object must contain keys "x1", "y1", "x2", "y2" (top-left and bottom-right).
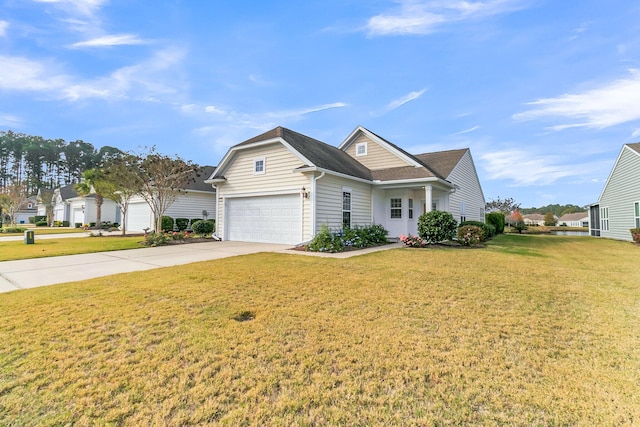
[
  {"x1": 408, "y1": 198, "x2": 414, "y2": 219},
  {"x1": 355, "y1": 142, "x2": 367, "y2": 156},
  {"x1": 635, "y1": 202, "x2": 640, "y2": 228},
  {"x1": 342, "y1": 189, "x2": 352, "y2": 229},
  {"x1": 600, "y1": 206, "x2": 609, "y2": 231},
  {"x1": 254, "y1": 157, "x2": 265, "y2": 175},
  {"x1": 460, "y1": 202, "x2": 466, "y2": 223},
  {"x1": 390, "y1": 198, "x2": 402, "y2": 219}
]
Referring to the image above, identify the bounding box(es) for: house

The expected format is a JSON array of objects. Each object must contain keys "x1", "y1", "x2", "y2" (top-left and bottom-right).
[
  {"x1": 36, "y1": 188, "x2": 54, "y2": 221},
  {"x1": 557, "y1": 212, "x2": 588, "y2": 227},
  {"x1": 589, "y1": 142, "x2": 640, "y2": 241},
  {"x1": 206, "y1": 126, "x2": 486, "y2": 244},
  {"x1": 125, "y1": 166, "x2": 217, "y2": 232},
  {"x1": 522, "y1": 213, "x2": 545, "y2": 226},
  {"x1": 49, "y1": 184, "x2": 120, "y2": 226},
  {"x1": 13, "y1": 196, "x2": 38, "y2": 224}
]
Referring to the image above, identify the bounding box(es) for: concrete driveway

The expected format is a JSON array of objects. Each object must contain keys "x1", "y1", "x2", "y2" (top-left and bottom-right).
[{"x1": 0, "y1": 241, "x2": 290, "y2": 293}]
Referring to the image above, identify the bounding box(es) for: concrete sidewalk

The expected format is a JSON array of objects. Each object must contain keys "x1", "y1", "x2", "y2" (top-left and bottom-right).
[{"x1": 0, "y1": 241, "x2": 403, "y2": 294}]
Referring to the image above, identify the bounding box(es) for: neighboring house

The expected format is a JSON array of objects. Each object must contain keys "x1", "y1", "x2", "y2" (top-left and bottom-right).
[
  {"x1": 125, "y1": 166, "x2": 217, "y2": 233},
  {"x1": 14, "y1": 196, "x2": 38, "y2": 224},
  {"x1": 557, "y1": 212, "x2": 588, "y2": 227},
  {"x1": 36, "y1": 188, "x2": 54, "y2": 220},
  {"x1": 206, "y1": 126, "x2": 486, "y2": 245},
  {"x1": 49, "y1": 184, "x2": 119, "y2": 226},
  {"x1": 589, "y1": 142, "x2": 640, "y2": 241},
  {"x1": 523, "y1": 213, "x2": 545, "y2": 226}
]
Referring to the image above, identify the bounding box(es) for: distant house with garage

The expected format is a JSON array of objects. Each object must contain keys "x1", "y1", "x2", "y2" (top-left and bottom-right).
[
  {"x1": 48, "y1": 184, "x2": 119, "y2": 227},
  {"x1": 522, "y1": 213, "x2": 546, "y2": 226},
  {"x1": 206, "y1": 126, "x2": 486, "y2": 245},
  {"x1": 589, "y1": 142, "x2": 640, "y2": 241}
]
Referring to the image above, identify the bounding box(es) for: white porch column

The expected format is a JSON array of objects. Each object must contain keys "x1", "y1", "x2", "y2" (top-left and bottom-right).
[{"x1": 424, "y1": 185, "x2": 433, "y2": 212}]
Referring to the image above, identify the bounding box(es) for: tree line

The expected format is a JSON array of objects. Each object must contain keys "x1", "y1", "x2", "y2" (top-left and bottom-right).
[{"x1": 0, "y1": 130, "x2": 122, "y2": 196}]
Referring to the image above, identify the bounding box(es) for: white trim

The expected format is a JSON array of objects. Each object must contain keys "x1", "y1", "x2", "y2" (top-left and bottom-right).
[
  {"x1": 223, "y1": 189, "x2": 301, "y2": 199},
  {"x1": 597, "y1": 144, "x2": 640, "y2": 203}
]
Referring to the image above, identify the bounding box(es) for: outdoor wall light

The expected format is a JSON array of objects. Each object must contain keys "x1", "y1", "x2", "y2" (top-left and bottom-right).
[{"x1": 301, "y1": 187, "x2": 309, "y2": 199}]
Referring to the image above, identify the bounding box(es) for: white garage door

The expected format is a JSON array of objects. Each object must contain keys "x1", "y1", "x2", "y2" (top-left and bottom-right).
[
  {"x1": 227, "y1": 194, "x2": 302, "y2": 244},
  {"x1": 72, "y1": 209, "x2": 84, "y2": 226},
  {"x1": 126, "y1": 202, "x2": 153, "y2": 232}
]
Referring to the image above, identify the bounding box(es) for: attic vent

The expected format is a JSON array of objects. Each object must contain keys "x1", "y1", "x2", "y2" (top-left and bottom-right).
[{"x1": 356, "y1": 142, "x2": 367, "y2": 156}]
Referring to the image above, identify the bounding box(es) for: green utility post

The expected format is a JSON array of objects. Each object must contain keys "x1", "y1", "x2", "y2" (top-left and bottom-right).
[{"x1": 24, "y1": 230, "x2": 35, "y2": 244}]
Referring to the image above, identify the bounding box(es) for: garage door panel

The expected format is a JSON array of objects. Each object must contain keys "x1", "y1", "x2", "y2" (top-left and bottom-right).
[{"x1": 227, "y1": 195, "x2": 301, "y2": 244}]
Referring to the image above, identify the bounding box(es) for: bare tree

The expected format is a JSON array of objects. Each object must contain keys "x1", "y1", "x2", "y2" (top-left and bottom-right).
[
  {"x1": 135, "y1": 147, "x2": 199, "y2": 232},
  {"x1": 486, "y1": 196, "x2": 521, "y2": 214},
  {"x1": 0, "y1": 183, "x2": 30, "y2": 226},
  {"x1": 102, "y1": 155, "x2": 143, "y2": 235}
]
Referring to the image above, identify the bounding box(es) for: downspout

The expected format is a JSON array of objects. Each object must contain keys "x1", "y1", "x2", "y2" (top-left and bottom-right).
[
  {"x1": 211, "y1": 184, "x2": 220, "y2": 240},
  {"x1": 311, "y1": 171, "x2": 325, "y2": 238}
]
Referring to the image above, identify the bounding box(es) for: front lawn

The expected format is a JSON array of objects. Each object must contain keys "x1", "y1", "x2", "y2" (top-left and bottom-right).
[
  {"x1": 1, "y1": 235, "x2": 639, "y2": 425},
  {"x1": 0, "y1": 236, "x2": 143, "y2": 261}
]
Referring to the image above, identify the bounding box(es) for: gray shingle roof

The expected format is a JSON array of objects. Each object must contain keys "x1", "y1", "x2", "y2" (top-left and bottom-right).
[
  {"x1": 414, "y1": 149, "x2": 468, "y2": 179},
  {"x1": 186, "y1": 165, "x2": 216, "y2": 192},
  {"x1": 59, "y1": 184, "x2": 78, "y2": 200},
  {"x1": 626, "y1": 142, "x2": 640, "y2": 154}
]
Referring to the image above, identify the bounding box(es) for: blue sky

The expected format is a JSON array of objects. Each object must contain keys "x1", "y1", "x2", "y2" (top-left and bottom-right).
[{"x1": 1, "y1": 0, "x2": 639, "y2": 208}]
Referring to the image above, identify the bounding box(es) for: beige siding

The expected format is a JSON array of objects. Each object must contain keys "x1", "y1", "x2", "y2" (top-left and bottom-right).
[
  {"x1": 600, "y1": 147, "x2": 640, "y2": 241},
  {"x1": 447, "y1": 151, "x2": 486, "y2": 224},
  {"x1": 315, "y1": 174, "x2": 371, "y2": 233},
  {"x1": 215, "y1": 143, "x2": 312, "y2": 240},
  {"x1": 344, "y1": 134, "x2": 411, "y2": 170}
]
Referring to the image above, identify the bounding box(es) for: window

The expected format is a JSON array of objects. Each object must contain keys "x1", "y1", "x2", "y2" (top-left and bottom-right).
[
  {"x1": 356, "y1": 142, "x2": 367, "y2": 156},
  {"x1": 600, "y1": 207, "x2": 609, "y2": 231},
  {"x1": 408, "y1": 198, "x2": 413, "y2": 219},
  {"x1": 342, "y1": 190, "x2": 351, "y2": 228},
  {"x1": 27, "y1": 203, "x2": 33, "y2": 209},
  {"x1": 390, "y1": 198, "x2": 402, "y2": 219},
  {"x1": 635, "y1": 202, "x2": 640, "y2": 228},
  {"x1": 460, "y1": 202, "x2": 466, "y2": 222},
  {"x1": 254, "y1": 157, "x2": 265, "y2": 175}
]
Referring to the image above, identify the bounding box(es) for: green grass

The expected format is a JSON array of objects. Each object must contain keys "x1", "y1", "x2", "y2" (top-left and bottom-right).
[
  {"x1": 1, "y1": 235, "x2": 639, "y2": 425},
  {"x1": 0, "y1": 226, "x2": 88, "y2": 235},
  {"x1": 0, "y1": 236, "x2": 144, "y2": 261}
]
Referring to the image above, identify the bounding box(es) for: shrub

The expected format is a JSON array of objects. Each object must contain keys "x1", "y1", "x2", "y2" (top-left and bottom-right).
[
  {"x1": 191, "y1": 219, "x2": 214, "y2": 237},
  {"x1": 161, "y1": 216, "x2": 174, "y2": 232},
  {"x1": 175, "y1": 218, "x2": 190, "y2": 231},
  {"x1": 1, "y1": 227, "x2": 27, "y2": 233},
  {"x1": 34, "y1": 215, "x2": 47, "y2": 224},
  {"x1": 418, "y1": 210, "x2": 457, "y2": 244},
  {"x1": 308, "y1": 224, "x2": 344, "y2": 253},
  {"x1": 28, "y1": 217, "x2": 35, "y2": 224},
  {"x1": 75, "y1": 222, "x2": 82, "y2": 228},
  {"x1": 485, "y1": 212, "x2": 505, "y2": 234},
  {"x1": 457, "y1": 225, "x2": 484, "y2": 246},
  {"x1": 399, "y1": 234, "x2": 425, "y2": 247},
  {"x1": 35, "y1": 220, "x2": 47, "y2": 226},
  {"x1": 459, "y1": 220, "x2": 495, "y2": 241},
  {"x1": 62, "y1": 221, "x2": 70, "y2": 227},
  {"x1": 630, "y1": 228, "x2": 640, "y2": 244},
  {"x1": 142, "y1": 231, "x2": 171, "y2": 247}
]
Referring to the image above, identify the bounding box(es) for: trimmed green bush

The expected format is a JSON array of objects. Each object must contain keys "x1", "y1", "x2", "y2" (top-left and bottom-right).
[
  {"x1": 34, "y1": 215, "x2": 47, "y2": 224},
  {"x1": 1, "y1": 227, "x2": 27, "y2": 233},
  {"x1": 175, "y1": 218, "x2": 190, "y2": 231},
  {"x1": 485, "y1": 212, "x2": 505, "y2": 234},
  {"x1": 35, "y1": 220, "x2": 47, "y2": 226},
  {"x1": 308, "y1": 225, "x2": 344, "y2": 253},
  {"x1": 191, "y1": 219, "x2": 214, "y2": 237},
  {"x1": 418, "y1": 211, "x2": 457, "y2": 244},
  {"x1": 161, "y1": 216, "x2": 174, "y2": 232},
  {"x1": 457, "y1": 225, "x2": 484, "y2": 246},
  {"x1": 459, "y1": 220, "x2": 495, "y2": 241},
  {"x1": 62, "y1": 221, "x2": 70, "y2": 227}
]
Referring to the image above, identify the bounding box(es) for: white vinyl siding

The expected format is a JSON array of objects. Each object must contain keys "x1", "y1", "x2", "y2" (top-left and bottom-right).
[
  {"x1": 446, "y1": 150, "x2": 486, "y2": 223},
  {"x1": 164, "y1": 191, "x2": 216, "y2": 223},
  {"x1": 599, "y1": 146, "x2": 640, "y2": 241},
  {"x1": 315, "y1": 174, "x2": 371, "y2": 233},
  {"x1": 215, "y1": 143, "x2": 312, "y2": 241},
  {"x1": 344, "y1": 134, "x2": 411, "y2": 170}
]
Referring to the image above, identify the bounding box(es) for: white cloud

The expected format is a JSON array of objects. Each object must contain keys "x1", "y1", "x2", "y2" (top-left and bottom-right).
[
  {"x1": 33, "y1": 0, "x2": 106, "y2": 17},
  {"x1": 0, "y1": 20, "x2": 8, "y2": 37},
  {"x1": 266, "y1": 102, "x2": 347, "y2": 119},
  {"x1": 367, "y1": 0, "x2": 530, "y2": 36},
  {"x1": 70, "y1": 34, "x2": 147, "y2": 48},
  {"x1": 513, "y1": 69, "x2": 640, "y2": 130},
  {"x1": 0, "y1": 47, "x2": 186, "y2": 102},
  {"x1": 205, "y1": 105, "x2": 226, "y2": 114},
  {"x1": 453, "y1": 125, "x2": 480, "y2": 135},
  {"x1": 480, "y1": 150, "x2": 580, "y2": 186},
  {"x1": 0, "y1": 113, "x2": 23, "y2": 126},
  {"x1": 386, "y1": 89, "x2": 426, "y2": 111}
]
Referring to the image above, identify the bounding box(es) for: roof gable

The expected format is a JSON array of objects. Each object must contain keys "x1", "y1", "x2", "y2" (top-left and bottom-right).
[{"x1": 598, "y1": 143, "x2": 640, "y2": 202}]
